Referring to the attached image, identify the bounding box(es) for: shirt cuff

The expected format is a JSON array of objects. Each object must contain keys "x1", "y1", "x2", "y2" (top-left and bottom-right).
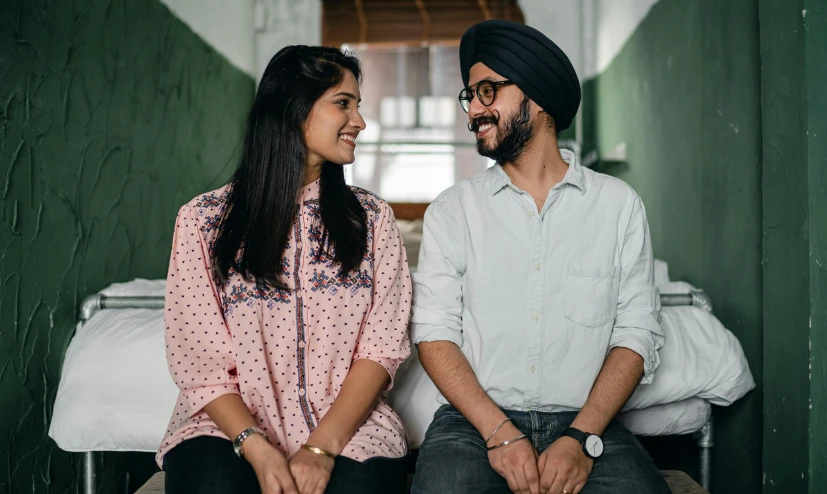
[
  {"x1": 411, "y1": 323, "x2": 463, "y2": 348},
  {"x1": 609, "y1": 322, "x2": 663, "y2": 384},
  {"x1": 352, "y1": 356, "x2": 401, "y2": 390},
  {"x1": 183, "y1": 384, "x2": 241, "y2": 418}
]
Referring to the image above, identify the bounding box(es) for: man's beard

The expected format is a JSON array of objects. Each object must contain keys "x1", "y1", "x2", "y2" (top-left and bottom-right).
[{"x1": 471, "y1": 96, "x2": 534, "y2": 165}]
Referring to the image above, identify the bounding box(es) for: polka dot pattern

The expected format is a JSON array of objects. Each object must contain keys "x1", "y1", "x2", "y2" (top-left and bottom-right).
[{"x1": 156, "y1": 181, "x2": 412, "y2": 468}]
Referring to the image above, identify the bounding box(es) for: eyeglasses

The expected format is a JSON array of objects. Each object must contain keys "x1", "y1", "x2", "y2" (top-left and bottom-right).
[{"x1": 458, "y1": 80, "x2": 515, "y2": 113}]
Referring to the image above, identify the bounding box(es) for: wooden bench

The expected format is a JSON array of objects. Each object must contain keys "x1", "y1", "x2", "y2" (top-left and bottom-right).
[{"x1": 136, "y1": 470, "x2": 707, "y2": 493}]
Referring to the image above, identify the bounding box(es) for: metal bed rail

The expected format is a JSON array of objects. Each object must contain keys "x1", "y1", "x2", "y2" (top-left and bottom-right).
[
  {"x1": 661, "y1": 290, "x2": 715, "y2": 492},
  {"x1": 78, "y1": 294, "x2": 166, "y2": 494},
  {"x1": 76, "y1": 290, "x2": 715, "y2": 494}
]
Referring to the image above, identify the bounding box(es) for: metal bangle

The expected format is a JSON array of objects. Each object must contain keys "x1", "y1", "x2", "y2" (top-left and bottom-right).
[
  {"x1": 301, "y1": 444, "x2": 336, "y2": 458},
  {"x1": 485, "y1": 418, "x2": 513, "y2": 445},
  {"x1": 487, "y1": 434, "x2": 528, "y2": 451}
]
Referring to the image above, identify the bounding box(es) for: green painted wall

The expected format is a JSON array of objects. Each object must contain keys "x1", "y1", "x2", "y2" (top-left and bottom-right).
[
  {"x1": 760, "y1": 0, "x2": 827, "y2": 491},
  {"x1": 758, "y1": 0, "x2": 809, "y2": 490},
  {"x1": 583, "y1": 0, "x2": 764, "y2": 492},
  {"x1": 806, "y1": 3, "x2": 827, "y2": 490},
  {"x1": 0, "y1": 0, "x2": 253, "y2": 491}
]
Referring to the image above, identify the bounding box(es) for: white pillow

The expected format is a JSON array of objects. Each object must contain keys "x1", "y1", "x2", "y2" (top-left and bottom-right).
[
  {"x1": 49, "y1": 279, "x2": 177, "y2": 452},
  {"x1": 617, "y1": 398, "x2": 711, "y2": 436}
]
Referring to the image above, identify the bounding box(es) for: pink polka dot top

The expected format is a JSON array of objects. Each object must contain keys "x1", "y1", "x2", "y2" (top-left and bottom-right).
[{"x1": 156, "y1": 179, "x2": 412, "y2": 467}]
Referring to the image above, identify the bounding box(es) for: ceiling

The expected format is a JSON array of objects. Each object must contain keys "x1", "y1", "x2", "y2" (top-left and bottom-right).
[{"x1": 323, "y1": 0, "x2": 524, "y2": 47}]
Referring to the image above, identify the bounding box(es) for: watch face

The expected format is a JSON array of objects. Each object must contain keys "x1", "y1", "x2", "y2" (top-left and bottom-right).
[{"x1": 584, "y1": 435, "x2": 604, "y2": 458}]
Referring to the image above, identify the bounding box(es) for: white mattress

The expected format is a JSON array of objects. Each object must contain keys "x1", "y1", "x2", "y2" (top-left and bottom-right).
[{"x1": 617, "y1": 398, "x2": 710, "y2": 436}]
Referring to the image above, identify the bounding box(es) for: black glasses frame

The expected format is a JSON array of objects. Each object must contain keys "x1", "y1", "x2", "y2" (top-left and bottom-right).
[{"x1": 458, "y1": 80, "x2": 515, "y2": 113}]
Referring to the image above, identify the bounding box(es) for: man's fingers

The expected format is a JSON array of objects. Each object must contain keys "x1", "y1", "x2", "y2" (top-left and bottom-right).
[
  {"x1": 514, "y1": 468, "x2": 530, "y2": 494},
  {"x1": 505, "y1": 471, "x2": 521, "y2": 494},
  {"x1": 548, "y1": 467, "x2": 567, "y2": 494},
  {"x1": 562, "y1": 478, "x2": 578, "y2": 494},
  {"x1": 539, "y1": 465, "x2": 557, "y2": 494},
  {"x1": 523, "y1": 460, "x2": 541, "y2": 494}
]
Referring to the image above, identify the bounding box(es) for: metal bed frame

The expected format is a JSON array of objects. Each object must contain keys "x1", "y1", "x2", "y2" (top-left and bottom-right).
[{"x1": 75, "y1": 290, "x2": 715, "y2": 494}]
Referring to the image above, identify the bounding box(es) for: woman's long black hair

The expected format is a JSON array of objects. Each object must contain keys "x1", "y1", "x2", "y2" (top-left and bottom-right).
[{"x1": 212, "y1": 46, "x2": 368, "y2": 289}]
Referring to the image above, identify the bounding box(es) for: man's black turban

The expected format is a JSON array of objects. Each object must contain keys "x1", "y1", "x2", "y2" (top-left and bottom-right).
[{"x1": 460, "y1": 19, "x2": 581, "y2": 131}]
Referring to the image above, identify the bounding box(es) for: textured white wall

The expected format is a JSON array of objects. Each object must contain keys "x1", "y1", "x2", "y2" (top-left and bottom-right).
[
  {"x1": 158, "y1": 0, "x2": 322, "y2": 81},
  {"x1": 594, "y1": 0, "x2": 660, "y2": 73},
  {"x1": 518, "y1": 0, "x2": 660, "y2": 78},
  {"x1": 158, "y1": 0, "x2": 256, "y2": 76},
  {"x1": 518, "y1": 0, "x2": 585, "y2": 79},
  {"x1": 255, "y1": 0, "x2": 322, "y2": 82}
]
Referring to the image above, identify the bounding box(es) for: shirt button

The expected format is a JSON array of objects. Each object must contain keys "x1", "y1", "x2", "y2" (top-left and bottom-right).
[
  {"x1": 298, "y1": 341, "x2": 306, "y2": 348},
  {"x1": 529, "y1": 211, "x2": 535, "y2": 217},
  {"x1": 530, "y1": 364, "x2": 536, "y2": 373},
  {"x1": 298, "y1": 388, "x2": 306, "y2": 396},
  {"x1": 535, "y1": 263, "x2": 541, "y2": 270},
  {"x1": 533, "y1": 313, "x2": 539, "y2": 321}
]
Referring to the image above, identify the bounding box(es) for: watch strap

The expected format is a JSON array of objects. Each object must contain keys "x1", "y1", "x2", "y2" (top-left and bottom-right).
[
  {"x1": 562, "y1": 427, "x2": 601, "y2": 459},
  {"x1": 232, "y1": 427, "x2": 266, "y2": 458},
  {"x1": 562, "y1": 427, "x2": 587, "y2": 443}
]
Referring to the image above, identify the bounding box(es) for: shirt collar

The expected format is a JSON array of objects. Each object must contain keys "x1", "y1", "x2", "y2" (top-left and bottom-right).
[
  {"x1": 298, "y1": 178, "x2": 321, "y2": 202},
  {"x1": 485, "y1": 148, "x2": 587, "y2": 196}
]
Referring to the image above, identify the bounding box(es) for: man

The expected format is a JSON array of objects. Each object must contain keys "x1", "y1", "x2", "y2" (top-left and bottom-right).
[{"x1": 410, "y1": 20, "x2": 670, "y2": 494}]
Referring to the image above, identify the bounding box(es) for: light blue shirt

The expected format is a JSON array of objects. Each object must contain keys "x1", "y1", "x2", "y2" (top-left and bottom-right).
[{"x1": 411, "y1": 150, "x2": 664, "y2": 412}]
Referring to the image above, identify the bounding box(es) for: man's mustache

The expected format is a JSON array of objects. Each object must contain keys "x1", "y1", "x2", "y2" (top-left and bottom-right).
[{"x1": 467, "y1": 112, "x2": 500, "y2": 132}]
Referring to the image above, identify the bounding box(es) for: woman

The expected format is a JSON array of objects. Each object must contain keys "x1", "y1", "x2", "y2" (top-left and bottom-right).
[{"x1": 156, "y1": 46, "x2": 412, "y2": 494}]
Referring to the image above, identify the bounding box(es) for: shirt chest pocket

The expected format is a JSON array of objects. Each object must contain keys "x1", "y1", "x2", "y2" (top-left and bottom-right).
[{"x1": 564, "y1": 264, "x2": 620, "y2": 328}]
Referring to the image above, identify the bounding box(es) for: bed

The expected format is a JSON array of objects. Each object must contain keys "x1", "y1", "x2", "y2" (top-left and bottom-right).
[{"x1": 49, "y1": 214, "x2": 754, "y2": 494}]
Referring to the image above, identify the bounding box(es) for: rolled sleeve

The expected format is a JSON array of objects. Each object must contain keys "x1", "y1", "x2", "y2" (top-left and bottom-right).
[
  {"x1": 353, "y1": 202, "x2": 412, "y2": 390},
  {"x1": 411, "y1": 201, "x2": 465, "y2": 347},
  {"x1": 609, "y1": 197, "x2": 665, "y2": 384},
  {"x1": 165, "y1": 205, "x2": 240, "y2": 417},
  {"x1": 183, "y1": 384, "x2": 241, "y2": 415}
]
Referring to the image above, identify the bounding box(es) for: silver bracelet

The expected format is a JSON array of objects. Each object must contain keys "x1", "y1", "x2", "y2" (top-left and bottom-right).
[
  {"x1": 485, "y1": 418, "x2": 512, "y2": 445},
  {"x1": 487, "y1": 434, "x2": 528, "y2": 451}
]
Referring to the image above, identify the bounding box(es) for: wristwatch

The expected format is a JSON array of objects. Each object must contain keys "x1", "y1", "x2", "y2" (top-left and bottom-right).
[
  {"x1": 232, "y1": 427, "x2": 267, "y2": 458},
  {"x1": 562, "y1": 427, "x2": 604, "y2": 460}
]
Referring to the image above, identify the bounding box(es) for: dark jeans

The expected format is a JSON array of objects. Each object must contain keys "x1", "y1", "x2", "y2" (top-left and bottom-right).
[
  {"x1": 163, "y1": 436, "x2": 408, "y2": 494},
  {"x1": 412, "y1": 405, "x2": 671, "y2": 494}
]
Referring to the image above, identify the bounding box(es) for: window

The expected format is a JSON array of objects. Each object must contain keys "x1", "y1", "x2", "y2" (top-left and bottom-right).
[{"x1": 344, "y1": 45, "x2": 490, "y2": 202}]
